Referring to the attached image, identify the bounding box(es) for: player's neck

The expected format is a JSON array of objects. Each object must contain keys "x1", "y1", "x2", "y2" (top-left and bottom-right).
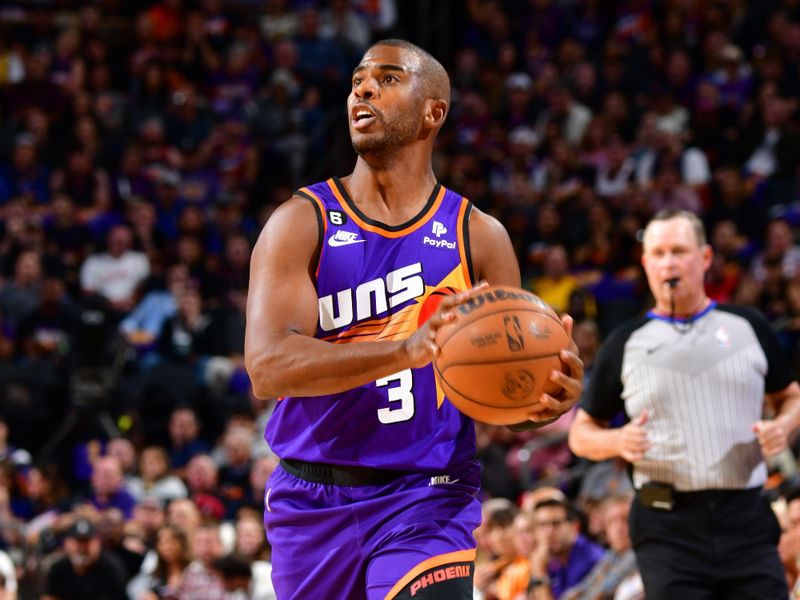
[{"x1": 347, "y1": 155, "x2": 437, "y2": 216}]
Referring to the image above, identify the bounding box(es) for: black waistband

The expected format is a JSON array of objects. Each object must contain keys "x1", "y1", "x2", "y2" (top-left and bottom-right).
[
  {"x1": 280, "y1": 458, "x2": 406, "y2": 487},
  {"x1": 637, "y1": 485, "x2": 761, "y2": 506},
  {"x1": 671, "y1": 487, "x2": 761, "y2": 504}
]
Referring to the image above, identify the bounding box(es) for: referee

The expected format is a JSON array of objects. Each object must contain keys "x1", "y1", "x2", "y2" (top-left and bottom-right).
[{"x1": 568, "y1": 209, "x2": 800, "y2": 600}]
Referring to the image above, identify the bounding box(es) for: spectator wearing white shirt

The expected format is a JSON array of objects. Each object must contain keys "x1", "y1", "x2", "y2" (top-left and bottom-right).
[
  {"x1": 127, "y1": 446, "x2": 188, "y2": 504},
  {"x1": 634, "y1": 124, "x2": 710, "y2": 190},
  {"x1": 536, "y1": 83, "x2": 592, "y2": 148},
  {"x1": 79, "y1": 224, "x2": 150, "y2": 313}
]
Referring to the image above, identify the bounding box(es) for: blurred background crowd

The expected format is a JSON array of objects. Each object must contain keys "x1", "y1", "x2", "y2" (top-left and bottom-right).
[{"x1": 2, "y1": 0, "x2": 800, "y2": 598}]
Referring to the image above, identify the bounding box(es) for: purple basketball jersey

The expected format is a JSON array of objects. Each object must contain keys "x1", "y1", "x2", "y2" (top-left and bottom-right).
[{"x1": 265, "y1": 177, "x2": 476, "y2": 471}]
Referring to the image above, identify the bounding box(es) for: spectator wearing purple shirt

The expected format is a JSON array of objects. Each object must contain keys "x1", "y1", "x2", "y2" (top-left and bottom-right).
[
  {"x1": 167, "y1": 406, "x2": 211, "y2": 473},
  {"x1": 0, "y1": 134, "x2": 50, "y2": 204},
  {"x1": 709, "y1": 44, "x2": 753, "y2": 113},
  {"x1": 529, "y1": 497, "x2": 604, "y2": 599},
  {"x1": 88, "y1": 456, "x2": 136, "y2": 520},
  {"x1": 110, "y1": 145, "x2": 155, "y2": 206}
]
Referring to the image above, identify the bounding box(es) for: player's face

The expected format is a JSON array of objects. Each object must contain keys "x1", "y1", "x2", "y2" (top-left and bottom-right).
[
  {"x1": 348, "y1": 45, "x2": 425, "y2": 156},
  {"x1": 642, "y1": 217, "x2": 712, "y2": 310}
]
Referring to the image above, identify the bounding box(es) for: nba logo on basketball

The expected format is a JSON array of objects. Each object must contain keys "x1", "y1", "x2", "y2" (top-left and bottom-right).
[
  {"x1": 504, "y1": 316, "x2": 524, "y2": 351},
  {"x1": 432, "y1": 221, "x2": 448, "y2": 237}
]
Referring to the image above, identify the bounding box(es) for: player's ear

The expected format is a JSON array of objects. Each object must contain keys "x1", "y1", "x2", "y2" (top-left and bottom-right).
[{"x1": 425, "y1": 99, "x2": 448, "y2": 129}]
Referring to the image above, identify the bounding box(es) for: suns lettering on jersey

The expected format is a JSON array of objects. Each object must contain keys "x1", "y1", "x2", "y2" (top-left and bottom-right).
[{"x1": 318, "y1": 263, "x2": 424, "y2": 332}]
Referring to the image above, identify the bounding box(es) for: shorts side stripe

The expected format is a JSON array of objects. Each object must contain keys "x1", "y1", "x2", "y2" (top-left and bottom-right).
[{"x1": 384, "y1": 548, "x2": 476, "y2": 600}]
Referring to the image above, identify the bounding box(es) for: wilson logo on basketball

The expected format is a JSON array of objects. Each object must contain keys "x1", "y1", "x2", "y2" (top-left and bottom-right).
[{"x1": 457, "y1": 289, "x2": 550, "y2": 315}]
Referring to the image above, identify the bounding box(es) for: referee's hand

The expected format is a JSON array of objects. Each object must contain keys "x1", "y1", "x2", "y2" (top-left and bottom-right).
[
  {"x1": 753, "y1": 419, "x2": 789, "y2": 457},
  {"x1": 619, "y1": 410, "x2": 651, "y2": 463}
]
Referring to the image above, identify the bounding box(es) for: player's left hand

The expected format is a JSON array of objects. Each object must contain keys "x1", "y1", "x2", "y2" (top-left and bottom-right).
[
  {"x1": 753, "y1": 419, "x2": 789, "y2": 457},
  {"x1": 526, "y1": 314, "x2": 584, "y2": 423}
]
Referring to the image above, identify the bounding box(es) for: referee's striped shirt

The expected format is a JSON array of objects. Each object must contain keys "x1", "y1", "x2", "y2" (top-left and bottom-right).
[{"x1": 582, "y1": 303, "x2": 796, "y2": 492}]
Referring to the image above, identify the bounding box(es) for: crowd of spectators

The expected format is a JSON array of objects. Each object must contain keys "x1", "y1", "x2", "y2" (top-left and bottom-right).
[{"x1": 1, "y1": 0, "x2": 800, "y2": 598}]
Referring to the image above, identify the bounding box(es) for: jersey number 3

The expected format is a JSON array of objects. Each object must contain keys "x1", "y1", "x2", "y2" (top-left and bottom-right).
[{"x1": 376, "y1": 369, "x2": 415, "y2": 424}]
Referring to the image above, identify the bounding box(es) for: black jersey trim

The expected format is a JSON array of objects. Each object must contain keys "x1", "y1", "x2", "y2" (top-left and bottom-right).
[
  {"x1": 462, "y1": 201, "x2": 475, "y2": 285},
  {"x1": 295, "y1": 190, "x2": 324, "y2": 251},
  {"x1": 294, "y1": 189, "x2": 324, "y2": 279},
  {"x1": 331, "y1": 176, "x2": 442, "y2": 232}
]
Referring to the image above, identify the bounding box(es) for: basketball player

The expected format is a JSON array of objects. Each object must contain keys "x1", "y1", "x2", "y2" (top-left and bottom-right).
[{"x1": 245, "y1": 40, "x2": 583, "y2": 599}]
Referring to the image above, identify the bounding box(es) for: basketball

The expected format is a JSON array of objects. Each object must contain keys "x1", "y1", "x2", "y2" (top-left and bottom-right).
[{"x1": 433, "y1": 286, "x2": 571, "y2": 425}]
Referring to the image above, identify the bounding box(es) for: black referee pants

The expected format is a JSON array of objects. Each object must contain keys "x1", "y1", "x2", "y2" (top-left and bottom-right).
[{"x1": 630, "y1": 487, "x2": 787, "y2": 600}]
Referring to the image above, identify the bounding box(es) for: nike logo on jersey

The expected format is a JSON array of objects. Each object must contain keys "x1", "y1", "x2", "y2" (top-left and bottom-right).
[
  {"x1": 428, "y1": 475, "x2": 460, "y2": 486},
  {"x1": 646, "y1": 342, "x2": 666, "y2": 355},
  {"x1": 328, "y1": 230, "x2": 366, "y2": 247}
]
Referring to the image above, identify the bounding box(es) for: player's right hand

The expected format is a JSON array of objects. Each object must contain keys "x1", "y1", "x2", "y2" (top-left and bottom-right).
[
  {"x1": 402, "y1": 282, "x2": 489, "y2": 369},
  {"x1": 618, "y1": 410, "x2": 651, "y2": 462}
]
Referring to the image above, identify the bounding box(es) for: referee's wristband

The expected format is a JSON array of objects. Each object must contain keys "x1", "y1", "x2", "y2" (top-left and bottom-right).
[{"x1": 529, "y1": 575, "x2": 551, "y2": 589}]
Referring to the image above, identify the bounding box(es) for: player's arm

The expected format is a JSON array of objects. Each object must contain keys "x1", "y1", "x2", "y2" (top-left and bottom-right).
[
  {"x1": 468, "y1": 208, "x2": 583, "y2": 426},
  {"x1": 245, "y1": 197, "x2": 486, "y2": 399}
]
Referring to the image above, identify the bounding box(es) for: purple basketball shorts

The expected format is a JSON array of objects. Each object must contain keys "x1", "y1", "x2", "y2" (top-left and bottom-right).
[{"x1": 263, "y1": 461, "x2": 482, "y2": 599}]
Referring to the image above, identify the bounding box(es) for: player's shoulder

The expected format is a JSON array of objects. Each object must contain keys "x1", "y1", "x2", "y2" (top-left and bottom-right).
[
  {"x1": 255, "y1": 188, "x2": 325, "y2": 250},
  {"x1": 466, "y1": 204, "x2": 500, "y2": 227},
  {"x1": 466, "y1": 205, "x2": 510, "y2": 243},
  {"x1": 269, "y1": 179, "x2": 335, "y2": 223},
  {"x1": 265, "y1": 194, "x2": 320, "y2": 228}
]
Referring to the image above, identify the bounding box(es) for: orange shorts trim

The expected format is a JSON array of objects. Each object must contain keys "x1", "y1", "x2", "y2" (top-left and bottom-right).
[{"x1": 384, "y1": 548, "x2": 476, "y2": 600}]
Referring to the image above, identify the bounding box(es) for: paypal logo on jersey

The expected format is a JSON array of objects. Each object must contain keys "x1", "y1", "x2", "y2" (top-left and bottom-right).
[
  {"x1": 318, "y1": 262, "x2": 424, "y2": 331},
  {"x1": 424, "y1": 220, "x2": 455, "y2": 249},
  {"x1": 432, "y1": 221, "x2": 448, "y2": 237},
  {"x1": 423, "y1": 236, "x2": 456, "y2": 249}
]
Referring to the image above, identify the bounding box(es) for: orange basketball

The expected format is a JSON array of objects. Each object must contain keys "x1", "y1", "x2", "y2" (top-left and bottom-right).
[{"x1": 433, "y1": 286, "x2": 570, "y2": 425}]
